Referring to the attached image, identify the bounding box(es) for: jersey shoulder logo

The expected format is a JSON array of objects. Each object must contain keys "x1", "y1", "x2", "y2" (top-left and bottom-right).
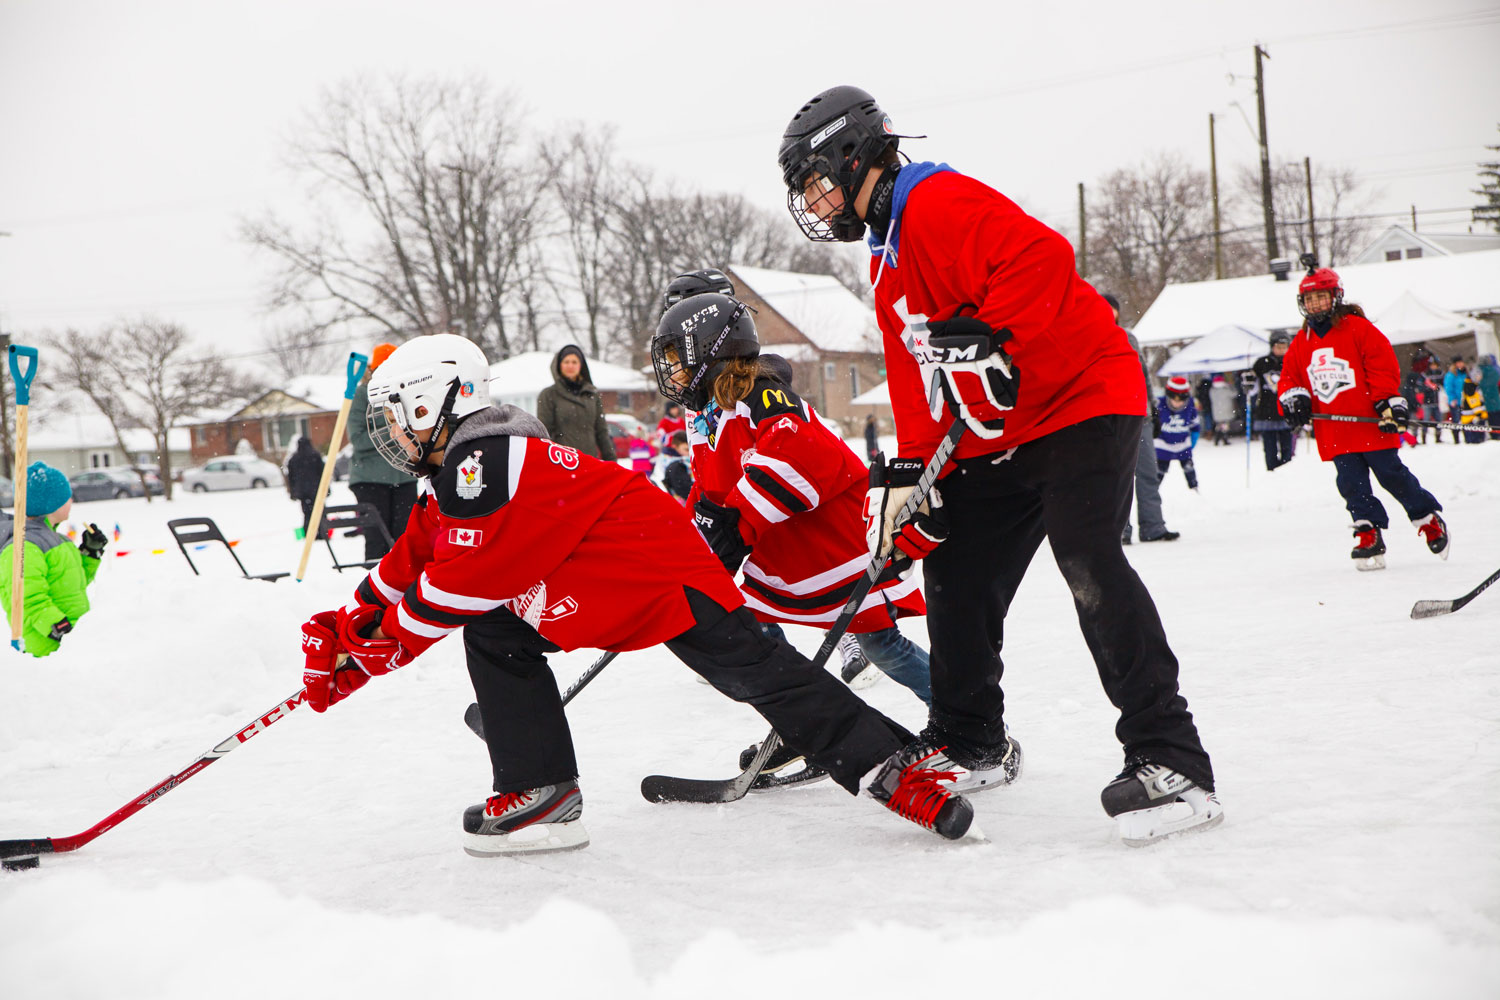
[
  {"x1": 448, "y1": 527, "x2": 483, "y2": 547},
  {"x1": 456, "y1": 450, "x2": 485, "y2": 499},
  {"x1": 1307, "y1": 347, "x2": 1357, "y2": 404},
  {"x1": 748, "y1": 381, "x2": 802, "y2": 423}
]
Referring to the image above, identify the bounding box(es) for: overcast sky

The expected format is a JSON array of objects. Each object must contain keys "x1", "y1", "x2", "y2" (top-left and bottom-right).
[{"x1": 2, "y1": 0, "x2": 1496, "y2": 362}]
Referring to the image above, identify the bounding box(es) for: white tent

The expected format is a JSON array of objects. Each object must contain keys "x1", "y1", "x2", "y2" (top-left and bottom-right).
[
  {"x1": 1157, "y1": 325, "x2": 1270, "y2": 376},
  {"x1": 1371, "y1": 291, "x2": 1477, "y2": 346}
]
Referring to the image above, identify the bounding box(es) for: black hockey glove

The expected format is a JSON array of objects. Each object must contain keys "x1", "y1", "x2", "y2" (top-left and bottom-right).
[
  {"x1": 1152, "y1": 410, "x2": 1162, "y2": 437},
  {"x1": 49, "y1": 618, "x2": 73, "y2": 642},
  {"x1": 78, "y1": 523, "x2": 108, "y2": 560},
  {"x1": 1374, "y1": 396, "x2": 1408, "y2": 434},
  {"x1": 693, "y1": 497, "x2": 752, "y2": 575},
  {"x1": 924, "y1": 317, "x2": 1019, "y2": 440},
  {"x1": 1280, "y1": 388, "x2": 1312, "y2": 430}
]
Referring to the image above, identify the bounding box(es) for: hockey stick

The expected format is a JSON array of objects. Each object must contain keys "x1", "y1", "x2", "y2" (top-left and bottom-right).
[
  {"x1": 1411, "y1": 566, "x2": 1500, "y2": 620},
  {"x1": 641, "y1": 418, "x2": 967, "y2": 806},
  {"x1": 463, "y1": 650, "x2": 619, "y2": 741},
  {"x1": 0, "y1": 689, "x2": 305, "y2": 870},
  {"x1": 1311, "y1": 413, "x2": 1497, "y2": 434}
]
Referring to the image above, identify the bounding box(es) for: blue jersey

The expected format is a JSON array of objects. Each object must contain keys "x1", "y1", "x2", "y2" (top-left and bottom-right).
[{"x1": 1154, "y1": 398, "x2": 1200, "y2": 460}]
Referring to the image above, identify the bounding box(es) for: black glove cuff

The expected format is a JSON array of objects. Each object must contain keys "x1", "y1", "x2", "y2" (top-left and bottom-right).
[{"x1": 49, "y1": 619, "x2": 73, "y2": 641}]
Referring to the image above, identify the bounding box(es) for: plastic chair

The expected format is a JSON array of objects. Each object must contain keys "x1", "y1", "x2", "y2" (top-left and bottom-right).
[
  {"x1": 167, "y1": 518, "x2": 289, "y2": 582},
  {"x1": 317, "y1": 504, "x2": 394, "y2": 573}
]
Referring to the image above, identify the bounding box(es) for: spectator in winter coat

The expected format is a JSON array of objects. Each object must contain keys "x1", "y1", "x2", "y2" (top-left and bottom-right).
[
  {"x1": 1475, "y1": 354, "x2": 1500, "y2": 441},
  {"x1": 1207, "y1": 375, "x2": 1238, "y2": 445},
  {"x1": 286, "y1": 436, "x2": 326, "y2": 531},
  {"x1": 535, "y1": 345, "x2": 616, "y2": 461},
  {"x1": 1155, "y1": 376, "x2": 1201, "y2": 490},
  {"x1": 1108, "y1": 294, "x2": 1177, "y2": 544},
  {"x1": 1442, "y1": 358, "x2": 1468, "y2": 444},
  {"x1": 1402, "y1": 349, "x2": 1437, "y2": 444},
  {"x1": 0, "y1": 463, "x2": 106, "y2": 657},
  {"x1": 626, "y1": 431, "x2": 655, "y2": 474},
  {"x1": 863, "y1": 414, "x2": 880, "y2": 465},
  {"x1": 655, "y1": 402, "x2": 686, "y2": 452},
  {"x1": 1251, "y1": 332, "x2": 1295, "y2": 469},
  {"x1": 350, "y1": 343, "x2": 418, "y2": 560},
  {"x1": 1459, "y1": 377, "x2": 1488, "y2": 444}
]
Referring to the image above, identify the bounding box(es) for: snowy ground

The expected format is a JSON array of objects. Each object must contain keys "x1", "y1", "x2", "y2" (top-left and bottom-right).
[{"x1": 2, "y1": 439, "x2": 1498, "y2": 999}]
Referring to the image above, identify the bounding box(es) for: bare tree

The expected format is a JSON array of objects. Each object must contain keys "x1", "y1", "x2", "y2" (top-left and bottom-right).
[
  {"x1": 49, "y1": 320, "x2": 263, "y2": 500},
  {"x1": 542, "y1": 125, "x2": 625, "y2": 356},
  {"x1": 260, "y1": 323, "x2": 346, "y2": 379},
  {"x1": 243, "y1": 75, "x2": 552, "y2": 360},
  {"x1": 1232, "y1": 157, "x2": 1374, "y2": 267}
]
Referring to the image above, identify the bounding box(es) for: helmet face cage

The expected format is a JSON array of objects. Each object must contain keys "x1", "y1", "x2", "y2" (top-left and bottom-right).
[
  {"x1": 779, "y1": 88, "x2": 897, "y2": 243},
  {"x1": 1297, "y1": 268, "x2": 1343, "y2": 321},
  {"x1": 651, "y1": 297, "x2": 753, "y2": 411},
  {"x1": 366, "y1": 379, "x2": 461, "y2": 477}
]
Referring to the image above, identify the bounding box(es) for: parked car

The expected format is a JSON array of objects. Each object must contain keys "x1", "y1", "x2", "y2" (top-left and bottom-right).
[
  {"x1": 180, "y1": 456, "x2": 284, "y2": 493},
  {"x1": 604, "y1": 413, "x2": 656, "y2": 463},
  {"x1": 69, "y1": 468, "x2": 165, "y2": 502}
]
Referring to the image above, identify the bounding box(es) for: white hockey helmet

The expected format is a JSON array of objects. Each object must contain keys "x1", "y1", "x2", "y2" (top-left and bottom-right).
[{"x1": 366, "y1": 334, "x2": 491, "y2": 474}]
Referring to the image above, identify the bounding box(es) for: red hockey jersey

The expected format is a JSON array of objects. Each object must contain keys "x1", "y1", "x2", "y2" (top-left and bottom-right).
[
  {"x1": 1276, "y1": 313, "x2": 1402, "y2": 460},
  {"x1": 870, "y1": 169, "x2": 1144, "y2": 463},
  {"x1": 355, "y1": 419, "x2": 743, "y2": 657},
  {"x1": 685, "y1": 379, "x2": 924, "y2": 631}
]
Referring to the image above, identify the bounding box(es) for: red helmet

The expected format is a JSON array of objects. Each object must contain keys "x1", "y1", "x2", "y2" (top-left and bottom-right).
[
  {"x1": 1164, "y1": 375, "x2": 1192, "y2": 399},
  {"x1": 1297, "y1": 267, "x2": 1343, "y2": 321}
]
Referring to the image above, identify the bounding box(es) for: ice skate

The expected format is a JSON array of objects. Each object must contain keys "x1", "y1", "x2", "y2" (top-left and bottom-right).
[
  {"x1": 916, "y1": 724, "x2": 1023, "y2": 794},
  {"x1": 462, "y1": 781, "x2": 588, "y2": 857},
  {"x1": 837, "y1": 632, "x2": 881, "y2": 689},
  {"x1": 864, "y1": 743, "x2": 977, "y2": 841},
  {"x1": 1350, "y1": 520, "x2": 1386, "y2": 571},
  {"x1": 739, "y1": 739, "x2": 829, "y2": 791},
  {"x1": 1413, "y1": 512, "x2": 1449, "y2": 560},
  {"x1": 1101, "y1": 761, "x2": 1222, "y2": 847}
]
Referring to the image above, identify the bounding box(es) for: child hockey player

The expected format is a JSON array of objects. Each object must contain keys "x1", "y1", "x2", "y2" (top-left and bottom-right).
[
  {"x1": 661, "y1": 430, "x2": 694, "y2": 503},
  {"x1": 299, "y1": 334, "x2": 980, "y2": 856},
  {"x1": 653, "y1": 288, "x2": 950, "y2": 792},
  {"x1": 1277, "y1": 266, "x2": 1449, "y2": 569},
  {"x1": 1252, "y1": 332, "x2": 1295, "y2": 469},
  {"x1": 0, "y1": 463, "x2": 107, "y2": 656},
  {"x1": 1155, "y1": 376, "x2": 1201, "y2": 491}
]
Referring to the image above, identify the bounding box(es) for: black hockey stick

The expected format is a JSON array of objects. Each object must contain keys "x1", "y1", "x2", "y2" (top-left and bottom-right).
[
  {"x1": 1311, "y1": 413, "x2": 1497, "y2": 434},
  {"x1": 1410, "y1": 567, "x2": 1500, "y2": 620},
  {"x1": 641, "y1": 418, "x2": 967, "y2": 805},
  {"x1": 463, "y1": 650, "x2": 619, "y2": 741}
]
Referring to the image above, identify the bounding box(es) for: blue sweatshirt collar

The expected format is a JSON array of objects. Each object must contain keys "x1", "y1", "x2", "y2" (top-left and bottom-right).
[{"x1": 866, "y1": 161, "x2": 955, "y2": 269}]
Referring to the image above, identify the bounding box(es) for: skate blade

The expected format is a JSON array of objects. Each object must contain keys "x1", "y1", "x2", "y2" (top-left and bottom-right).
[
  {"x1": 1118, "y1": 791, "x2": 1223, "y2": 847},
  {"x1": 947, "y1": 742, "x2": 1024, "y2": 795},
  {"x1": 842, "y1": 664, "x2": 882, "y2": 690},
  {"x1": 463, "y1": 821, "x2": 590, "y2": 857},
  {"x1": 1354, "y1": 554, "x2": 1386, "y2": 571}
]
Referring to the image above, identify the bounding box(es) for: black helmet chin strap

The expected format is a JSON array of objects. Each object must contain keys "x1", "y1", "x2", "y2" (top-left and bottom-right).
[
  {"x1": 683, "y1": 302, "x2": 749, "y2": 404},
  {"x1": 415, "y1": 379, "x2": 463, "y2": 470}
]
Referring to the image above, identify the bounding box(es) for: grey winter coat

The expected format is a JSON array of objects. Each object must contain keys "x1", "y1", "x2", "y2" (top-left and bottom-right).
[
  {"x1": 349, "y1": 388, "x2": 415, "y2": 487},
  {"x1": 535, "y1": 347, "x2": 616, "y2": 460}
]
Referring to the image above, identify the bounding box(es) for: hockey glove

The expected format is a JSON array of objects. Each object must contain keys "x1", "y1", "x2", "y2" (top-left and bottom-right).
[
  {"x1": 78, "y1": 523, "x2": 108, "y2": 560},
  {"x1": 48, "y1": 618, "x2": 73, "y2": 643},
  {"x1": 693, "y1": 497, "x2": 752, "y2": 575},
  {"x1": 300, "y1": 610, "x2": 367, "y2": 713},
  {"x1": 1375, "y1": 396, "x2": 1409, "y2": 434},
  {"x1": 863, "y1": 455, "x2": 947, "y2": 579},
  {"x1": 925, "y1": 317, "x2": 1019, "y2": 440},
  {"x1": 336, "y1": 602, "x2": 414, "y2": 677},
  {"x1": 1279, "y1": 388, "x2": 1312, "y2": 430}
]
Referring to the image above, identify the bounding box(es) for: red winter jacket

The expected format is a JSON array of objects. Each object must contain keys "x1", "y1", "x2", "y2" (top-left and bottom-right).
[
  {"x1": 685, "y1": 379, "x2": 924, "y2": 631},
  {"x1": 869, "y1": 168, "x2": 1144, "y2": 464},
  {"x1": 355, "y1": 409, "x2": 743, "y2": 656},
  {"x1": 1276, "y1": 313, "x2": 1402, "y2": 460}
]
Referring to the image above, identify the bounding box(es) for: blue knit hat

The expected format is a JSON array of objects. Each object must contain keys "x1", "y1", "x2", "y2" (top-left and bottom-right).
[{"x1": 25, "y1": 462, "x2": 72, "y2": 518}]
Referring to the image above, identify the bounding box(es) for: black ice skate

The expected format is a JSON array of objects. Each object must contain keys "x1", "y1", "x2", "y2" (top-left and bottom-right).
[
  {"x1": 1350, "y1": 520, "x2": 1386, "y2": 571},
  {"x1": 738, "y1": 739, "x2": 830, "y2": 791},
  {"x1": 462, "y1": 781, "x2": 588, "y2": 857},
  {"x1": 864, "y1": 743, "x2": 977, "y2": 841},
  {"x1": 1101, "y1": 761, "x2": 1222, "y2": 847},
  {"x1": 916, "y1": 724, "x2": 1024, "y2": 794},
  {"x1": 1413, "y1": 512, "x2": 1450, "y2": 560},
  {"x1": 837, "y1": 633, "x2": 881, "y2": 689}
]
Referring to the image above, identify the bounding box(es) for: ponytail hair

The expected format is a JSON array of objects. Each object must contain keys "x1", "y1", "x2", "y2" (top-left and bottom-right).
[{"x1": 711, "y1": 357, "x2": 784, "y2": 409}]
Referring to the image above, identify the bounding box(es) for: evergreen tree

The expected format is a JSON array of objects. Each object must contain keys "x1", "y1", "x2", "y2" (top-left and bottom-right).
[{"x1": 1474, "y1": 124, "x2": 1500, "y2": 232}]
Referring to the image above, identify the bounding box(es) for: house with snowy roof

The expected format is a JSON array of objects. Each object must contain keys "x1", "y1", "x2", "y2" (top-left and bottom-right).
[
  {"x1": 183, "y1": 374, "x2": 351, "y2": 466},
  {"x1": 27, "y1": 403, "x2": 193, "y2": 478},
  {"x1": 725, "y1": 264, "x2": 884, "y2": 434},
  {"x1": 1350, "y1": 224, "x2": 1500, "y2": 265}
]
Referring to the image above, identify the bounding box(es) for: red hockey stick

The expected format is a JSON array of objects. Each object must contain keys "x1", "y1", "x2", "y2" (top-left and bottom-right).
[{"x1": 0, "y1": 689, "x2": 305, "y2": 869}]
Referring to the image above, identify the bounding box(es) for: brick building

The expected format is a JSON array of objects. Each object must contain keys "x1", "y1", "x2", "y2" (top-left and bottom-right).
[{"x1": 184, "y1": 375, "x2": 349, "y2": 466}]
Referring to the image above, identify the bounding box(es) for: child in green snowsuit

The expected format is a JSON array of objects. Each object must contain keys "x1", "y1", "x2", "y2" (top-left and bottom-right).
[{"x1": 0, "y1": 462, "x2": 108, "y2": 656}]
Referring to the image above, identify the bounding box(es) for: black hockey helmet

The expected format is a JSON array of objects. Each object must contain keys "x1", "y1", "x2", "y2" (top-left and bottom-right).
[
  {"x1": 1270, "y1": 330, "x2": 1293, "y2": 347},
  {"x1": 660, "y1": 268, "x2": 736, "y2": 316},
  {"x1": 778, "y1": 85, "x2": 898, "y2": 243},
  {"x1": 652, "y1": 293, "x2": 760, "y2": 411}
]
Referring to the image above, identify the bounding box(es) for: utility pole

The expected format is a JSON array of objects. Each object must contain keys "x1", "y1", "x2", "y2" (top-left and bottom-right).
[
  {"x1": 1411, "y1": 205, "x2": 1418, "y2": 232},
  {"x1": 1077, "y1": 182, "x2": 1087, "y2": 276},
  {"x1": 1254, "y1": 44, "x2": 1279, "y2": 263},
  {"x1": 1304, "y1": 156, "x2": 1319, "y2": 263},
  {"x1": 1209, "y1": 113, "x2": 1224, "y2": 280}
]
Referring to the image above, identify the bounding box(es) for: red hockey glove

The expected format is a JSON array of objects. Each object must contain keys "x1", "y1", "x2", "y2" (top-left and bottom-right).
[
  {"x1": 925, "y1": 317, "x2": 1019, "y2": 440},
  {"x1": 863, "y1": 456, "x2": 947, "y2": 579},
  {"x1": 1374, "y1": 396, "x2": 1408, "y2": 434},
  {"x1": 301, "y1": 610, "x2": 369, "y2": 713},
  {"x1": 336, "y1": 603, "x2": 414, "y2": 676}
]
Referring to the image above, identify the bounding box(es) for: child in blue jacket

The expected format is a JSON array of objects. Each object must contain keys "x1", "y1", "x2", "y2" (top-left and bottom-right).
[{"x1": 1154, "y1": 376, "x2": 1201, "y2": 491}]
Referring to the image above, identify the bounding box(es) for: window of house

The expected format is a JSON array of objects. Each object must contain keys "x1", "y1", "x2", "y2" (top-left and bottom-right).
[
  {"x1": 1385, "y1": 250, "x2": 1402, "y2": 261},
  {"x1": 88, "y1": 452, "x2": 112, "y2": 468},
  {"x1": 850, "y1": 365, "x2": 860, "y2": 397},
  {"x1": 823, "y1": 362, "x2": 836, "y2": 381},
  {"x1": 193, "y1": 426, "x2": 206, "y2": 446},
  {"x1": 617, "y1": 391, "x2": 632, "y2": 411},
  {"x1": 1405, "y1": 248, "x2": 1423, "y2": 259}
]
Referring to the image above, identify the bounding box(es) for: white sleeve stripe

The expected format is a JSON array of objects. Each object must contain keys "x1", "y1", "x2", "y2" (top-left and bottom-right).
[
  {"x1": 744, "y1": 453, "x2": 819, "y2": 507},
  {"x1": 743, "y1": 552, "x2": 868, "y2": 594},
  {"x1": 368, "y1": 566, "x2": 403, "y2": 604},
  {"x1": 418, "y1": 572, "x2": 508, "y2": 612},
  {"x1": 738, "y1": 479, "x2": 791, "y2": 525},
  {"x1": 397, "y1": 603, "x2": 458, "y2": 639},
  {"x1": 509, "y1": 436, "x2": 526, "y2": 498}
]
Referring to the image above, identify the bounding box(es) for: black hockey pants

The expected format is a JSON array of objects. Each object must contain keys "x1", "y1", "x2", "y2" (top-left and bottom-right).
[
  {"x1": 922, "y1": 414, "x2": 1214, "y2": 790},
  {"x1": 466, "y1": 589, "x2": 909, "y2": 795}
]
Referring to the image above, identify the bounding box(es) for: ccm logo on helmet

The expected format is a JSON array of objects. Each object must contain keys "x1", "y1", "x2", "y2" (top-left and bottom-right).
[{"x1": 809, "y1": 116, "x2": 847, "y2": 149}]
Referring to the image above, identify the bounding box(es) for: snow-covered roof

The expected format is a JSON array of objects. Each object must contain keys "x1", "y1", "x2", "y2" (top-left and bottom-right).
[
  {"x1": 730, "y1": 264, "x2": 880, "y2": 354},
  {"x1": 1133, "y1": 248, "x2": 1500, "y2": 345},
  {"x1": 28, "y1": 406, "x2": 191, "y2": 453},
  {"x1": 1370, "y1": 291, "x2": 1477, "y2": 346},
  {"x1": 487, "y1": 351, "x2": 652, "y2": 395},
  {"x1": 851, "y1": 380, "x2": 891, "y2": 406}
]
